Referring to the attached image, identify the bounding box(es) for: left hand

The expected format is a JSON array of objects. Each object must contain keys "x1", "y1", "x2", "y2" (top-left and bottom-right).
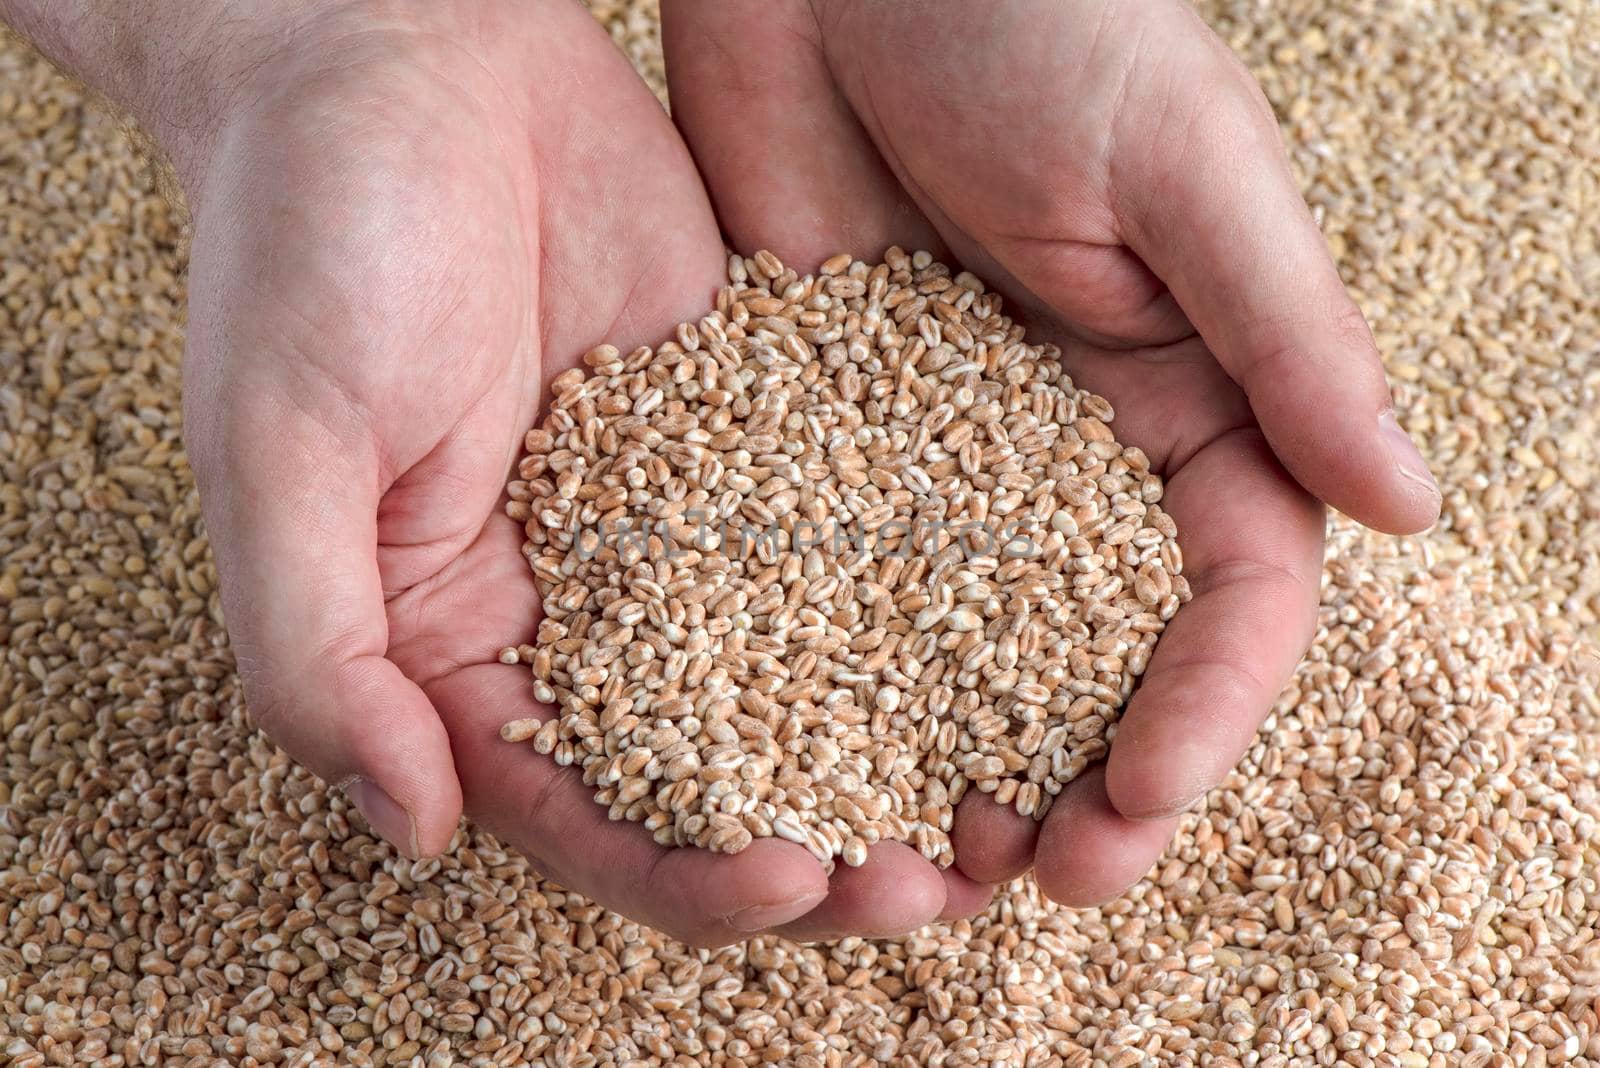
[
  {"x1": 662, "y1": 0, "x2": 1441, "y2": 903},
  {"x1": 173, "y1": 0, "x2": 994, "y2": 946}
]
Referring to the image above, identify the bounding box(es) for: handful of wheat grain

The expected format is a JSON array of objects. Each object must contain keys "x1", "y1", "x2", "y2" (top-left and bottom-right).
[{"x1": 499, "y1": 249, "x2": 1190, "y2": 870}]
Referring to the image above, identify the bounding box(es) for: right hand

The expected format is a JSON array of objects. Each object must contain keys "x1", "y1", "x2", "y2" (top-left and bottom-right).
[
  {"x1": 174, "y1": 0, "x2": 989, "y2": 945},
  {"x1": 662, "y1": 0, "x2": 1440, "y2": 906}
]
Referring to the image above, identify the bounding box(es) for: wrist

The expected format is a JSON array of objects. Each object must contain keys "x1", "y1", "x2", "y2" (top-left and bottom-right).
[
  {"x1": 2, "y1": 1, "x2": 523, "y2": 193},
  {"x1": 0, "y1": 0, "x2": 345, "y2": 184},
  {"x1": 187, "y1": 0, "x2": 530, "y2": 202}
]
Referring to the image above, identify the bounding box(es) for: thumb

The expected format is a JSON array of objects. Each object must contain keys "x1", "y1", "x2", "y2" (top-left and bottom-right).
[
  {"x1": 1115, "y1": 40, "x2": 1441, "y2": 534},
  {"x1": 190, "y1": 395, "x2": 462, "y2": 856}
]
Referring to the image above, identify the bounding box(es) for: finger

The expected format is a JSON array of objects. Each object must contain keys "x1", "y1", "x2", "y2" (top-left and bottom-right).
[
  {"x1": 950, "y1": 790, "x2": 1039, "y2": 885},
  {"x1": 1112, "y1": 40, "x2": 1440, "y2": 533},
  {"x1": 186, "y1": 397, "x2": 462, "y2": 857},
  {"x1": 662, "y1": 0, "x2": 943, "y2": 268},
  {"x1": 1034, "y1": 765, "x2": 1179, "y2": 907},
  {"x1": 939, "y1": 867, "x2": 996, "y2": 923},
  {"x1": 774, "y1": 841, "x2": 948, "y2": 942},
  {"x1": 434, "y1": 658, "x2": 829, "y2": 948},
  {"x1": 1105, "y1": 428, "x2": 1325, "y2": 820}
]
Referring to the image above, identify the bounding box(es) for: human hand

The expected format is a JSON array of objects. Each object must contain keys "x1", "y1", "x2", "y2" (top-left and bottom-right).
[
  {"x1": 112, "y1": 1, "x2": 992, "y2": 945},
  {"x1": 663, "y1": 0, "x2": 1441, "y2": 903}
]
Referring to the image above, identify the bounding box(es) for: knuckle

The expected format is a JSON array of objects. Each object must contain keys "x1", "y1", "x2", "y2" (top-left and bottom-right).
[
  {"x1": 641, "y1": 850, "x2": 742, "y2": 949},
  {"x1": 235, "y1": 655, "x2": 294, "y2": 739},
  {"x1": 1237, "y1": 300, "x2": 1377, "y2": 390}
]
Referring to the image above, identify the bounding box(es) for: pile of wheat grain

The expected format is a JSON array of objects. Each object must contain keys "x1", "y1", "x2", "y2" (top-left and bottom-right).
[
  {"x1": 500, "y1": 248, "x2": 1188, "y2": 870},
  {"x1": 2, "y1": 0, "x2": 1597, "y2": 1065}
]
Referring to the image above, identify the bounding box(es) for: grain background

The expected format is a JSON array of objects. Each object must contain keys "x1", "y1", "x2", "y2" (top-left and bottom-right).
[{"x1": 2, "y1": 0, "x2": 1598, "y2": 1065}]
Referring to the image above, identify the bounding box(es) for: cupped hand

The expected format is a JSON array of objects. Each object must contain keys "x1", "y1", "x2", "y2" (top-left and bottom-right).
[
  {"x1": 179, "y1": 1, "x2": 986, "y2": 945},
  {"x1": 663, "y1": 0, "x2": 1441, "y2": 903}
]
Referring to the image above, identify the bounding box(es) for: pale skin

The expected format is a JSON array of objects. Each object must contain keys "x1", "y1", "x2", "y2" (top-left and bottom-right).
[{"x1": 3, "y1": 0, "x2": 1438, "y2": 946}]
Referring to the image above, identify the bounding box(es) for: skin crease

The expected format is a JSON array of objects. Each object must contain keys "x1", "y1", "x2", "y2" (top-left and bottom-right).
[
  {"x1": 4, "y1": 0, "x2": 1440, "y2": 944},
  {"x1": 660, "y1": 0, "x2": 1441, "y2": 901}
]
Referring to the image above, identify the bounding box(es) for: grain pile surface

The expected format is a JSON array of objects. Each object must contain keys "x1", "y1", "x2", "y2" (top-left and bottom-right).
[
  {"x1": 500, "y1": 249, "x2": 1189, "y2": 870},
  {"x1": 2, "y1": 2, "x2": 1598, "y2": 1067}
]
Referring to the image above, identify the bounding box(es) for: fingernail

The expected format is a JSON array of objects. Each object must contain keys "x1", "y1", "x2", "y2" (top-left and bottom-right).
[
  {"x1": 345, "y1": 778, "x2": 420, "y2": 858},
  {"x1": 1379, "y1": 410, "x2": 1439, "y2": 496},
  {"x1": 725, "y1": 891, "x2": 827, "y2": 934}
]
